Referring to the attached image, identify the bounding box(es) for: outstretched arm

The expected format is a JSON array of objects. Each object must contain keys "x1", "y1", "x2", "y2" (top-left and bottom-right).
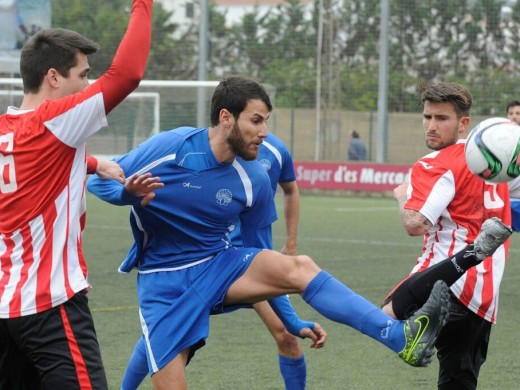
[
  {"x1": 87, "y1": 172, "x2": 163, "y2": 207},
  {"x1": 87, "y1": 156, "x2": 125, "y2": 184}
]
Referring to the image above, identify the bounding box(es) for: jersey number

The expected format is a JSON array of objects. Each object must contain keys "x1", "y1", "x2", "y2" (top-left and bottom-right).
[
  {"x1": 0, "y1": 133, "x2": 17, "y2": 193},
  {"x1": 484, "y1": 184, "x2": 504, "y2": 210}
]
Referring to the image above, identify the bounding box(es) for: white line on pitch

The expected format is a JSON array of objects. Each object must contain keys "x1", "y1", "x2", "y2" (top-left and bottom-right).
[{"x1": 334, "y1": 207, "x2": 397, "y2": 212}]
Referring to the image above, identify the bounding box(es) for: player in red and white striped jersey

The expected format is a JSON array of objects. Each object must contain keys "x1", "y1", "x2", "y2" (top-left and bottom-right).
[
  {"x1": 382, "y1": 82, "x2": 512, "y2": 390},
  {"x1": 0, "y1": 1, "x2": 152, "y2": 388}
]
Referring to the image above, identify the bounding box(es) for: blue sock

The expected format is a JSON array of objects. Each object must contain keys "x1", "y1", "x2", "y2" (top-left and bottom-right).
[
  {"x1": 302, "y1": 271, "x2": 405, "y2": 353},
  {"x1": 121, "y1": 337, "x2": 149, "y2": 390},
  {"x1": 279, "y1": 354, "x2": 306, "y2": 390}
]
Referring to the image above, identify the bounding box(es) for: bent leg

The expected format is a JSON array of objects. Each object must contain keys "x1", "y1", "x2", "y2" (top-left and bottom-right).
[
  {"x1": 254, "y1": 301, "x2": 306, "y2": 390},
  {"x1": 226, "y1": 250, "x2": 449, "y2": 367},
  {"x1": 382, "y1": 243, "x2": 482, "y2": 320},
  {"x1": 227, "y1": 251, "x2": 405, "y2": 353}
]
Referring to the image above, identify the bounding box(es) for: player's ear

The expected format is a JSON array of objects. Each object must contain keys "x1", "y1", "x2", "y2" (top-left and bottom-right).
[
  {"x1": 460, "y1": 116, "x2": 470, "y2": 133},
  {"x1": 220, "y1": 108, "x2": 234, "y2": 128},
  {"x1": 45, "y1": 68, "x2": 61, "y2": 89}
]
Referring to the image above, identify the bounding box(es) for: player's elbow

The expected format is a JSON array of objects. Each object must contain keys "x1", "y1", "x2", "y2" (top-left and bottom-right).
[{"x1": 402, "y1": 220, "x2": 428, "y2": 237}]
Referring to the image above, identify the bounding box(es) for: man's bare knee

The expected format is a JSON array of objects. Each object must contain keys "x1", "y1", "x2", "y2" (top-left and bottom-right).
[{"x1": 288, "y1": 255, "x2": 321, "y2": 287}]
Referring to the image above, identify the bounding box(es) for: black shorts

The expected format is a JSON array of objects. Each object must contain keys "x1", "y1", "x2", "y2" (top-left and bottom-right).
[
  {"x1": 0, "y1": 293, "x2": 108, "y2": 390},
  {"x1": 435, "y1": 292, "x2": 492, "y2": 390}
]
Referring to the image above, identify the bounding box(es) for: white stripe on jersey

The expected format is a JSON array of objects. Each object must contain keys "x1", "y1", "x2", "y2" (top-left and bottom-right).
[
  {"x1": 131, "y1": 154, "x2": 177, "y2": 177},
  {"x1": 50, "y1": 189, "x2": 69, "y2": 303},
  {"x1": 0, "y1": 230, "x2": 23, "y2": 314},
  {"x1": 21, "y1": 216, "x2": 45, "y2": 315},
  {"x1": 262, "y1": 141, "x2": 283, "y2": 167},
  {"x1": 232, "y1": 160, "x2": 253, "y2": 207}
]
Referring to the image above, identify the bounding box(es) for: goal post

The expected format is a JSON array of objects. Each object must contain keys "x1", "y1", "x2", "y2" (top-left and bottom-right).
[{"x1": 0, "y1": 86, "x2": 161, "y2": 158}]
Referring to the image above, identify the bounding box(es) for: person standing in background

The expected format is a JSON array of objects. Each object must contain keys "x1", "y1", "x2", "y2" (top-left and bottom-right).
[
  {"x1": 506, "y1": 100, "x2": 520, "y2": 124},
  {"x1": 347, "y1": 130, "x2": 368, "y2": 161},
  {"x1": 505, "y1": 100, "x2": 520, "y2": 231}
]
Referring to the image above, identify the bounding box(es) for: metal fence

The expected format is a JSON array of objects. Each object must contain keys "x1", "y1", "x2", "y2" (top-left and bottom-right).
[{"x1": 2, "y1": 0, "x2": 519, "y2": 164}]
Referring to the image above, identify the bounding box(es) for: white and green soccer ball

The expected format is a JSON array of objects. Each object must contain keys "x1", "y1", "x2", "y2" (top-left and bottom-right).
[{"x1": 465, "y1": 117, "x2": 520, "y2": 183}]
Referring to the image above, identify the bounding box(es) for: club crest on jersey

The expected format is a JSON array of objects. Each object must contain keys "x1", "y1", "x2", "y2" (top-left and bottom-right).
[
  {"x1": 259, "y1": 159, "x2": 271, "y2": 171},
  {"x1": 216, "y1": 189, "x2": 232, "y2": 206}
]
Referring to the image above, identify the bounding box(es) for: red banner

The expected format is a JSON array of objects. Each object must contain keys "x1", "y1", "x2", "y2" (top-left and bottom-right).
[{"x1": 294, "y1": 161, "x2": 411, "y2": 191}]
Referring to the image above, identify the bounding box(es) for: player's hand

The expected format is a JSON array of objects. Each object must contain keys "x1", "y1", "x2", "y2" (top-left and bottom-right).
[
  {"x1": 299, "y1": 322, "x2": 327, "y2": 349},
  {"x1": 125, "y1": 172, "x2": 164, "y2": 206},
  {"x1": 96, "y1": 160, "x2": 125, "y2": 184}
]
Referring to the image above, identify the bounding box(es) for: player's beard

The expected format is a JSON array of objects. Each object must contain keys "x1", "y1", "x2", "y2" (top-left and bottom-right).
[
  {"x1": 425, "y1": 131, "x2": 459, "y2": 151},
  {"x1": 226, "y1": 122, "x2": 257, "y2": 161}
]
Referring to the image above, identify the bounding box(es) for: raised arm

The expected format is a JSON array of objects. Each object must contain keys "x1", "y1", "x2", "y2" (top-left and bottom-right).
[{"x1": 96, "y1": 0, "x2": 153, "y2": 114}]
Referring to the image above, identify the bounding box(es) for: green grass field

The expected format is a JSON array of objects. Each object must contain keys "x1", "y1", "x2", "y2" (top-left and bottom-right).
[{"x1": 83, "y1": 193, "x2": 520, "y2": 389}]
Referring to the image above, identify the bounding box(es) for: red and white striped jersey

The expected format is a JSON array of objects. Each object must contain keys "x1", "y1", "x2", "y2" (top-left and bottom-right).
[
  {"x1": 0, "y1": 90, "x2": 107, "y2": 318},
  {"x1": 405, "y1": 139, "x2": 511, "y2": 323},
  {"x1": 0, "y1": 0, "x2": 153, "y2": 318}
]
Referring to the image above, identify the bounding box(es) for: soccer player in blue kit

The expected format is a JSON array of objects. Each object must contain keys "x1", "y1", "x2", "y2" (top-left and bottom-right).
[
  {"x1": 87, "y1": 76, "x2": 450, "y2": 389},
  {"x1": 118, "y1": 131, "x2": 310, "y2": 390}
]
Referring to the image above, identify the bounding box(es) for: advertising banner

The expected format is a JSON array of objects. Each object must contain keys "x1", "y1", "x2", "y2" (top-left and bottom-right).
[{"x1": 294, "y1": 161, "x2": 411, "y2": 192}]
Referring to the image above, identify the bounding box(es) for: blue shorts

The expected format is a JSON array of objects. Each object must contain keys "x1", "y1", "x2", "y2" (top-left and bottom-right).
[{"x1": 136, "y1": 247, "x2": 261, "y2": 373}]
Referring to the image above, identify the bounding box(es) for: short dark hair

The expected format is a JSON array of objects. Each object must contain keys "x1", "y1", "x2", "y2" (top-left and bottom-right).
[
  {"x1": 506, "y1": 100, "x2": 520, "y2": 113},
  {"x1": 20, "y1": 28, "x2": 99, "y2": 94},
  {"x1": 210, "y1": 76, "x2": 273, "y2": 126},
  {"x1": 351, "y1": 130, "x2": 360, "y2": 138},
  {"x1": 419, "y1": 81, "x2": 472, "y2": 117}
]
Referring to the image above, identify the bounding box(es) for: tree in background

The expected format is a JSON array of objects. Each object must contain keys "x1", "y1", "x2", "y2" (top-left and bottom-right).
[
  {"x1": 51, "y1": 0, "x2": 191, "y2": 79},
  {"x1": 49, "y1": 0, "x2": 520, "y2": 115}
]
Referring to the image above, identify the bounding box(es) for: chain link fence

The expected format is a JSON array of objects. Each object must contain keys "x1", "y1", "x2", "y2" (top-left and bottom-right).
[{"x1": 1, "y1": 0, "x2": 519, "y2": 164}]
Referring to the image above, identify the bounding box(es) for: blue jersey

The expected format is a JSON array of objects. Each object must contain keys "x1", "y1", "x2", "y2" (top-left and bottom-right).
[
  {"x1": 87, "y1": 127, "x2": 277, "y2": 272},
  {"x1": 257, "y1": 132, "x2": 297, "y2": 195},
  {"x1": 229, "y1": 132, "x2": 296, "y2": 245}
]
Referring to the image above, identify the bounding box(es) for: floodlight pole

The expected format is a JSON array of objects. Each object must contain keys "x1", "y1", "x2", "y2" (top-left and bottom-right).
[
  {"x1": 376, "y1": 0, "x2": 390, "y2": 163},
  {"x1": 197, "y1": 0, "x2": 209, "y2": 128},
  {"x1": 315, "y1": 0, "x2": 324, "y2": 161}
]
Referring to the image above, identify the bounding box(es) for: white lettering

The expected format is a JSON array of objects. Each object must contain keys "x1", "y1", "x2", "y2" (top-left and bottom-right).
[
  {"x1": 296, "y1": 165, "x2": 333, "y2": 185},
  {"x1": 333, "y1": 165, "x2": 358, "y2": 183},
  {"x1": 360, "y1": 168, "x2": 407, "y2": 185}
]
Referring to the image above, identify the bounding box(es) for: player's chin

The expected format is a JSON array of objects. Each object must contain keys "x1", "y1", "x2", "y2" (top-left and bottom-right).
[
  {"x1": 426, "y1": 140, "x2": 443, "y2": 150},
  {"x1": 242, "y1": 148, "x2": 259, "y2": 161}
]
